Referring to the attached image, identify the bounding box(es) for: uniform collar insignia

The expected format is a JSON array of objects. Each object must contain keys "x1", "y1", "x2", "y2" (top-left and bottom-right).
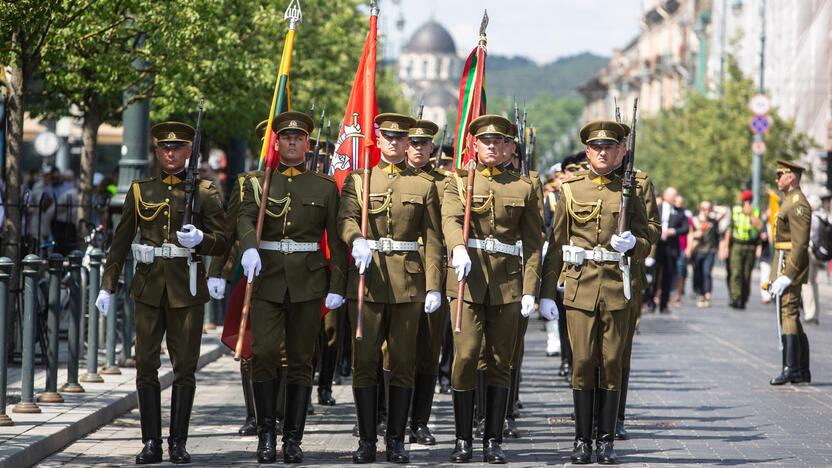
[
  {"x1": 279, "y1": 163, "x2": 306, "y2": 177},
  {"x1": 589, "y1": 171, "x2": 613, "y2": 185},
  {"x1": 162, "y1": 173, "x2": 183, "y2": 185},
  {"x1": 379, "y1": 159, "x2": 405, "y2": 174},
  {"x1": 479, "y1": 165, "x2": 502, "y2": 177}
]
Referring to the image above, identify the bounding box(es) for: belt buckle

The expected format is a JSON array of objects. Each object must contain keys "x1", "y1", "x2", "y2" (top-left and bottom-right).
[
  {"x1": 484, "y1": 237, "x2": 497, "y2": 254},
  {"x1": 378, "y1": 237, "x2": 394, "y2": 254},
  {"x1": 279, "y1": 239, "x2": 292, "y2": 253},
  {"x1": 160, "y1": 244, "x2": 173, "y2": 258},
  {"x1": 592, "y1": 246, "x2": 604, "y2": 262}
]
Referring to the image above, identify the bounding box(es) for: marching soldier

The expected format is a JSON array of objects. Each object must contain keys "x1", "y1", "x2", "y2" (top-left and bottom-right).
[
  {"x1": 96, "y1": 122, "x2": 228, "y2": 464},
  {"x1": 767, "y1": 160, "x2": 812, "y2": 385},
  {"x1": 539, "y1": 120, "x2": 652, "y2": 464},
  {"x1": 337, "y1": 113, "x2": 443, "y2": 464},
  {"x1": 238, "y1": 111, "x2": 347, "y2": 463},
  {"x1": 206, "y1": 120, "x2": 267, "y2": 437},
  {"x1": 404, "y1": 118, "x2": 450, "y2": 445},
  {"x1": 443, "y1": 115, "x2": 542, "y2": 463}
]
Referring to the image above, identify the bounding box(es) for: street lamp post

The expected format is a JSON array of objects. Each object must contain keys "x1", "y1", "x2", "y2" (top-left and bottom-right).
[{"x1": 751, "y1": 0, "x2": 766, "y2": 209}]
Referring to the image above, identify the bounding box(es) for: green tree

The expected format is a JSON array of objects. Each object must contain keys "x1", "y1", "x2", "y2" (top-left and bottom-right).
[{"x1": 637, "y1": 61, "x2": 815, "y2": 206}]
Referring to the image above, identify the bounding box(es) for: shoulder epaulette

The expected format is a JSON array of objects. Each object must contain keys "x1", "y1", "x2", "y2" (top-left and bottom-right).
[
  {"x1": 199, "y1": 179, "x2": 214, "y2": 189},
  {"x1": 134, "y1": 177, "x2": 154, "y2": 184},
  {"x1": 506, "y1": 170, "x2": 531, "y2": 184},
  {"x1": 312, "y1": 172, "x2": 336, "y2": 184},
  {"x1": 564, "y1": 173, "x2": 588, "y2": 184},
  {"x1": 435, "y1": 167, "x2": 450, "y2": 177},
  {"x1": 417, "y1": 171, "x2": 434, "y2": 182}
]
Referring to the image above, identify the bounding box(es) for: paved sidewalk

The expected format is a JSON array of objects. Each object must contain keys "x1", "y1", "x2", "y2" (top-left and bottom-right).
[
  {"x1": 0, "y1": 330, "x2": 226, "y2": 468},
  {"x1": 39, "y1": 279, "x2": 832, "y2": 466}
]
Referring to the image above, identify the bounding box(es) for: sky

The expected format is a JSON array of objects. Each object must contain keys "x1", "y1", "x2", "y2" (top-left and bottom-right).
[{"x1": 382, "y1": 0, "x2": 644, "y2": 64}]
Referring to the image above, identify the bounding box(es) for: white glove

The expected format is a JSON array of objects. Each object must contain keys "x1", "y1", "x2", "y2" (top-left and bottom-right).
[
  {"x1": 424, "y1": 290, "x2": 442, "y2": 314},
  {"x1": 352, "y1": 238, "x2": 372, "y2": 274},
  {"x1": 539, "y1": 298, "x2": 558, "y2": 321},
  {"x1": 207, "y1": 277, "x2": 226, "y2": 300},
  {"x1": 644, "y1": 257, "x2": 656, "y2": 268},
  {"x1": 176, "y1": 224, "x2": 204, "y2": 249},
  {"x1": 325, "y1": 293, "x2": 345, "y2": 310},
  {"x1": 95, "y1": 290, "x2": 111, "y2": 316},
  {"x1": 451, "y1": 245, "x2": 472, "y2": 282},
  {"x1": 241, "y1": 248, "x2": 262, "y2": 283},
  {"x1": 610, "y1": 231, "x2": 636, "y2": 253},
  {"x1": 520, "y1": 294, "x2": 535, "y2": 318},
  {"x1": 770, "y1": 275, "x2": 793, "y2": 296}
]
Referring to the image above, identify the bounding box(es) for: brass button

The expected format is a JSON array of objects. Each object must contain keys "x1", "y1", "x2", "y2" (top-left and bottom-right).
[
  {"x1": 167, "y1": 186, "x2": 172, "y2": 191},
  {"x1": 164, "y1": 211, "x2": 169, "y2": 216},
  {"x1": 387, "y1": 188, "x2": 393, "y2": 193},
  {"x1": 165, "y1": 198, "x2": 170, "y2": 202},
  {"x1": 288, "y1": 207, "x2": 292, "y2": 211},
  {"x1": 287, "y1": 221, "x2": 292, "y2": 226},
  {"x1": 388, "y1": 174, "x2": 394, "y2": 179},
  {"x1": 597, "y1": 186, "x2": 603, "y2": 191},
  {"x1": 288, "y1": 178, "x2": 293, "y2": 182}
]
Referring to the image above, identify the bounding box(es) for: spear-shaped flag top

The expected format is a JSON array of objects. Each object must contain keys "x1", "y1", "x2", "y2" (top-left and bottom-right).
[
  {"x1": 258, "y1": 0, "x2": 302, "y2": 170},
  {"x1": 453, "y1": 10, "x2": 488, "y2": 170},
  {"x1": 330, "y1": 1, "x2": 380, "y2": 190}
]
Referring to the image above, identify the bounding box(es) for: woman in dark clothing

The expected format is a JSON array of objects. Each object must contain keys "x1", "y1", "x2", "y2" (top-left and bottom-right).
[{"x1": 690, "y1": 201, "x2": 720, "y2": 307}]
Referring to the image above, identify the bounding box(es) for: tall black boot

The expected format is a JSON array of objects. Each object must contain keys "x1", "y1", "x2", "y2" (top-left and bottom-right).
[
  {"x1": 253, "y1": 379, "x2": 278, "y2": 463},
  {"x1": 482, "y1": 386, "x2": 509, "y2": 464},
  {"x1": 504, "y1": 368, "x2": 520, "y2": 438},
  {"x1": 770, "y1": 335, "x2": 804, "y2": 385},
  {"x1": 385, "y1": 385, "x2": 413, "y2": 463},
  {"x1": 136, "y1": 386, "x2": 163, "y2": 464},
  {"x1": 596, "y1": 389, "x2": 620, "y2": 464},
  {"x1": 274, "y1": 367, "x2": 288, "y2": 434},
  {"x1": 571, "y1": 389, "x2": 594, "y2": 464},
  {"x1": 615, "y1": 369, "x2": 630, "y2": 440},
  {"x1": 352, "y1": 385, "x2": 378, "y2": 463},
  {"x1": 409, "y1": 373, "x2": 437, "y2": 445},
  {"x1": 167, "y1": 385, "x2": 195, "y2": 464},
  {"x1": 799, "y1": 331, "x2": 811, "y2": 383},
  {"x1": 282, "y1": 384, "x2": 310, "y2": 463},
  {"x1": 238, "y1": 360, "x2": 256, "y2": 436},
  {"x1": 475, "y1": 370, "x2": 487, "y2": 438},
  {"x1": 450, "y1": 389, "x2": 475, "y2": 462},
  {"x1": 318, "y1": 347, "x2": 337, "y2": 405}
]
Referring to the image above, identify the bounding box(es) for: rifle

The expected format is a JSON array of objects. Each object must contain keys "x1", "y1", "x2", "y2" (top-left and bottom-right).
[
  {"x1": 416, "y1": 97, "x2": 424, "y2": 120},
  {"x1": 616, "y1": 98, "x2": 638, "y2": 301},
  {"x1": 614, "y1": 97, "x2": 621, "y2": 123},
  {"x1": 309, "y1": 109, "x2": 325, "y2": 172},
  {"x1": 524, "y1": 126, "x2": 535, "y2": 177},
  {"x1": 182, "y1": 98, "x2": 204, "y2": 297},
  {"x1": 434, "y1": 124, "x2": 447, "y2": 168},
  {"x1": 323, "y1": 119, "x2": 332, "y2": 174}
]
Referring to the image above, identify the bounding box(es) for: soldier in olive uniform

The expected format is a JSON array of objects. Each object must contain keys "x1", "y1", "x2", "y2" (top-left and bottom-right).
[
  {"x1": 767, "y1": 160, "x2": 812, "y2": 385},
  {"x1": 238, "y1": 112, "x2": 347, "y2": 463},
  {"x1": 403, "y1": 119, "x2": 450, "y2": 446},
  {"x1": 337, "y1": 113, "x2": 443, "y2": 464},
  {"x1": 442, "y1": 115, "x2": 542, "y2": 463},
  {"x1": 539, "y1": 120, "x2": 652, "y2": 464},
  {"x1": 96, "y1": 122, "x2": 228, "y2": 464}
]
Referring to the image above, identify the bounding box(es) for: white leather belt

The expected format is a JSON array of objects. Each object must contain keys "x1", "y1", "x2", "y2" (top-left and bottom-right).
[
  {"x1": 367, "y1": 237, "x2": 420, "y2": 254},
  {"x1": 259, "y1": 239, "x2": 320, "y2": 253},
  {"x1": 467, "y1": 237, "x2": 522, "y2": 256},
  {"x1": 562, "y1": 244, "x2": 622, "y2": 265},
  {"x1": 132, "y1": 243, "x2": 191, "y2": 264}
]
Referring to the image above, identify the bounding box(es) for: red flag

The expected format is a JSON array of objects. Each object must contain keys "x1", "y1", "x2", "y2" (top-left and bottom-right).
[{"x1": 330, "y1": 9, "x2": 380, "y2": 189}]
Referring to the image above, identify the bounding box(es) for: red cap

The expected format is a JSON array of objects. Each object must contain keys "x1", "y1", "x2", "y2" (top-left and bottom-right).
[{"x1": 741, "y1": 190, "x2": 753, "y2": 202}]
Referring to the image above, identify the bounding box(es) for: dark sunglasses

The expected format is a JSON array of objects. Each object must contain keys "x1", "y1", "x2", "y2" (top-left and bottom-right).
[
  {"x1": 159, "y1": 142, "x2": 187, "y2": 150},
  {"x1": 775, "y1": 170, "x2": 791, "y2": 179}
]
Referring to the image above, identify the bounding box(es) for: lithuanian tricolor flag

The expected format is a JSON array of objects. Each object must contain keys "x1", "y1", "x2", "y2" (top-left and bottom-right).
[{"x1": 453, "y1": 25, "x2": 487, "y2": 170}]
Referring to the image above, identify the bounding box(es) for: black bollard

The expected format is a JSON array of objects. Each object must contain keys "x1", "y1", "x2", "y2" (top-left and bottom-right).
[
  {"x1": 38, "y1": 253, "x2": 65, "y2": 403},
  {"x1": 81, "y1": 249, "x2": 104, "y2": 383},
  {"x1": 0, "y1": 257, "x2": 15, "y2": 425},
  {"x1": 13, "y1": 255, "x2": 44, "y2": 413},
  {"x1": 119, "y1": 251, "x2": 136, "y2": 367},
  {"x1": 61, "y1": 250, "x2": 85, "y2": 393}
]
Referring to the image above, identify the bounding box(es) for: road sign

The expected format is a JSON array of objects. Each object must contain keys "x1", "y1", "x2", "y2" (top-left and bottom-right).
[
  {"x1": 749, "y1": 94, "x2": 771, "y2": 115},
  {"x1": 750, "y1": 115, "x2": 770, "y2": 134},
  {"x1": 752, "y1": 140, "x2": 766, "y2": 154}
]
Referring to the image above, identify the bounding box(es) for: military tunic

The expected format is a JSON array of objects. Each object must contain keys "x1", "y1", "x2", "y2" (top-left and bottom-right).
[
  {"x1": 238, "y1": 165, "x2": 346, "y2": 385},
  {"x1": 102, "y1": 173, "x2": 228, "y2": 388},
  {"x1": 442, "y1": 164, "x2": 542, "y2": 390},
  {"x1": 337, "y1": 160, "x2": 443, "y2": 388},
  {"x1": 770, "y1": 187, "x2": 811, "y2": 335},
  {"x1": 540, "y1": 171, "x2": 652, "y2": 390}
]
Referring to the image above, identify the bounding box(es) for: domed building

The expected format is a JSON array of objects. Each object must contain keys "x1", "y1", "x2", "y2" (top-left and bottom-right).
[{"x1": 396, "y1": 20, "x2": 461, "y2": 129}]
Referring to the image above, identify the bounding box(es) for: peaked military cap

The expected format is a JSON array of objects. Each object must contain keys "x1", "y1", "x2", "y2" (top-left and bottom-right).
[
  {"x1": 272, "y1": 111, "x2": 313, "y2": 135},
  {"x1": 255, "y1": 120, "x2": 269, "y2": 140},
  {"x1": 151, "y1": 122, "x2": 195, "y2": 144},
  {"x1": 776, "y1": 159, "x2": 805, "y2": 174},
  {"x1": 408, "y1": 119, "x2": 439, "y2": 141},
  {"x1": 620, "y1": 123, "x2": 632, "y2": 138},
  {"x1": 439, "y1": 144, "x2": 455, "y2": 162},
  {"x1": 375, "y1": 113, "x2": 416, "y2": 135},
  {"x1": 580, "y1": 120, "x2": 626, "y2": 145},
  {"x1": 469, "y1": 114, "x2": 513, "y2": 139}
]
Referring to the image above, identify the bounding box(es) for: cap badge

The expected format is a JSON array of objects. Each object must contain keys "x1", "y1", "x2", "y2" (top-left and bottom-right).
[
  {"x1": 597, "y1": 130, "x2": 607, "y2": 138},
  {"x1": 289, "y1": 120, "x2": 298, "y2": 127},
  {"x1": 415, "y1": 128, "x2": 424, "y2": 135},
  {"x1": 391, "y1": 122, "x2": 399, "y2": 130}
]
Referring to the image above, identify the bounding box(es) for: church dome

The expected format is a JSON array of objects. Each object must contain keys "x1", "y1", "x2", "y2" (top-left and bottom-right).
[{"x1": 404, "y1": 21, "x2": 456, "y2": 54}]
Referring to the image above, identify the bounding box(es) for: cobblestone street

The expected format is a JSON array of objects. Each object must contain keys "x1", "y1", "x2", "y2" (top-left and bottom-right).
[{"x1": 40, "y1": 277, "x2": 832, "y2": 466}]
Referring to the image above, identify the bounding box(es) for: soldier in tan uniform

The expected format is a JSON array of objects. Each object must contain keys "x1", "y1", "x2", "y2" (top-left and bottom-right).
[
  {"x1": 539, "y1": 120, "x2": 652, "y2": 464},
  {"x1": 767, "y1": 159, "x2": 812, "y2": 385},
  {"x1": 337, "y1": 113, "x2": 443, "y2": 464},
  {"x1": 403, "y1": 119, "x2": 450, "y2": 446},
  {"x1": 238, "y1": 112, "x2": 347, "y2": 463},
  {"x1": 442, "y1": 115, "x2": 542, "y2": 463},
  {"x1": 96, "y1": 122, "x2": 228, "y2": 464}
]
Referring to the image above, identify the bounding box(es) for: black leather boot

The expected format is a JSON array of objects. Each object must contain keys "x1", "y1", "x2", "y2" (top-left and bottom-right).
[
  {"x1": 274, "y1": 368, "x2": 287, "y2": 435},
  {"x1": 596, "y1": 389, "x2": 620, "y2": 464},
  {"x1": 482, "y1": 386, "x2": 509, "y2": 464},
  {"x1": 238, "y1": 360, "x2": 257, "y2": 436},
  {"x1": 571, "y1": 389, "x2": 594, "y2": 464},
  {"x1": 253, "y1": 379, "x2": 278, "y2": 463},
  {"x1": 799, "y1": 331, "x2": 811, "y2": 383},
  {"x1": 317, "y1": 347, "x2": 337, "y2": 405},
  {"x1": 504, "y1": 368, "x2": 520, "y2": 438},
  {"x1": 409, "y1": 373, "x2": 437, "y2": 445},
  {"x1": 136, "y1": 386, "x2": 163, "y2": 464},
  {"x1": 352, "y1": 386, "x2": 378, "y2": 463},
  {"x1": 450, "y1": 389, "x2": 475, "y2": 462},
  {"x1": 474, "y1": 370, "x2": 487, "y2": 438},
  {"x1": 770, "y1": 335, "x2": 804, "y2": 385},
  {"x1": 168, "y1": 385, "x2": 195, "y2": 464},
  {"x1": 282, "y1": 384, "x2": 310, "y2": 463},
  {"x1": 615, "y1": 369, "x2": 630, "y2": 440},
  {"x1": 385, "y1": 385, "x2": 413, "y2": 463}
]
